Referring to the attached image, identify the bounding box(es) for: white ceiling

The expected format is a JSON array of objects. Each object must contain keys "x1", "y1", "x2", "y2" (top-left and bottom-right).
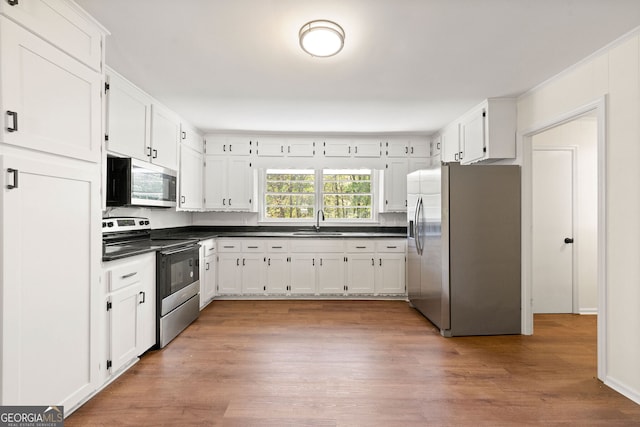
[{"x1": 76, "y1": 0, "x2": 640, "y2": 135}]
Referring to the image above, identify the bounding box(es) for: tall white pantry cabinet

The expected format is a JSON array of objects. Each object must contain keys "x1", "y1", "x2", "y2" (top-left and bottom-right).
[{"x1": 0, "y1": 0, "x2": 108, "y2": 413}]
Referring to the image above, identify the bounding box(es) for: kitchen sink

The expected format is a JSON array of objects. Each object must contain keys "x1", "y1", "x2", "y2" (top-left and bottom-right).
[{"x1": 292, "y1": 231, "x2": 343, "y2": 236}]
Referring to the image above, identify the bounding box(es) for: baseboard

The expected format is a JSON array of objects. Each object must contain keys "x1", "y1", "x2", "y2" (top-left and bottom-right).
[
  {"x1": 579, "y1": 308, "x2": 598, "y2": 315},
  {"x1": 605, "y1": 375, "x2": 640, "y2": 405}
]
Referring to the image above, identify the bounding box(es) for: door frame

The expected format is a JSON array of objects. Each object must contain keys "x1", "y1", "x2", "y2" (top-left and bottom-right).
[
  {"x1": 520, "y1": 96, "x2": 606, "y2": 381},
  {"x1": 531, "y1": 145, "x2": 578, "y2": 314}
]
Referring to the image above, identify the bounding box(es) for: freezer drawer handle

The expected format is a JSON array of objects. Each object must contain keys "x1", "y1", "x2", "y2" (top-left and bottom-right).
[{"x1": 6, "y1": 111, "x2": 18, "y2": 132}]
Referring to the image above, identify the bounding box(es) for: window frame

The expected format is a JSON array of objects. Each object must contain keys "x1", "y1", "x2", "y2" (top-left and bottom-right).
[{"x1": 260, "y1": 168, "x2": 379, "y2": 224}]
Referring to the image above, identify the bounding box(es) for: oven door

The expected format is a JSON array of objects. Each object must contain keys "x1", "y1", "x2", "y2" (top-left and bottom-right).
[{"x1": 157, "y1": 245, "x2": 200, "y2": 315}]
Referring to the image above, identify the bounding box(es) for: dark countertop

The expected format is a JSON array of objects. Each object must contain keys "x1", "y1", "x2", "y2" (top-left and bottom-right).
[
  {"x1": 103, "y1": 226, "x2": 407, "y2": 262},
  {"x1": 151, "y1": 225, "x2": 407, "y2": 241}
]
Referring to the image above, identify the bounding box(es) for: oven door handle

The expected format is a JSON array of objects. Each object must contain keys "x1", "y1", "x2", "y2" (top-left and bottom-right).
[{"x1": 159, "y1": 245, "x2": 199, "y2": 256}]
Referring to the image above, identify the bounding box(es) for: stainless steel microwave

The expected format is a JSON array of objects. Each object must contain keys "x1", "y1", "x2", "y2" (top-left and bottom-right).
[{"x1": 106, "y1": 157, "x2": 177, "y2": 208}]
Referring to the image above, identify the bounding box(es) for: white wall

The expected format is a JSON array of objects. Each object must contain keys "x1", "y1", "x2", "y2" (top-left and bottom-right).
[
  {"x1": 518, "y1": 32, "x2": 640, "y2": 403},
  {"x1": 531, "y1": 115, "x2": 598, "y2": 313},
  {"x1": 105, "y1": 207, "x2": 192, "y2": 229}
]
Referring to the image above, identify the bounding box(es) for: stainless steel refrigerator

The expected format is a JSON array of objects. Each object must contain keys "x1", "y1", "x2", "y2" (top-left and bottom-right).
[{"x1": 407, "y1": 162, "x2": 521, "y2": 336}]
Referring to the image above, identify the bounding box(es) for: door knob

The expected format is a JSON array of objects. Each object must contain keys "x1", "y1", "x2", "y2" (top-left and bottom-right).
[{"x1": 564, "y1": 238, "x2": 574, "y2": 244}]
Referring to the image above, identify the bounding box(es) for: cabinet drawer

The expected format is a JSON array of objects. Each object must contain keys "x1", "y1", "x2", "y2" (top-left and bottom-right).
[
  {"x1": 201, "y1": 238, "x2": 216, "y2": 254},
  {"x1": 217, "y1": 239, "x2": 241, "y2": 252},
  {"x1": 290, "y1": 239, "x2": 344, "y2": 253},
  {"x1": 267, "y1": 241, "x2": 289, "y2": 252},
  {"x1": 346, "y1": 241, "x2": 374, "y2": 252},
  {"x1": 375, "y1": 240, "x2": 406, "y2": 253},
  {"x1": 242, "y1": 240, "x2": 265, "y2": 252},
  {"x1": 0, "y1": 0, "x2": 105, "y2": 71},
  {"x1": 108, "y1": 260, "x2": 143, "y2": 292}
]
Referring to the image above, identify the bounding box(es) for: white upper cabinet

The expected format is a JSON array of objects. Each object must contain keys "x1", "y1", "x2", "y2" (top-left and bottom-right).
[
  {"x1": 179, "y1": 144, "x2": 203, "y2": 210},
  {"x1": 381, "y1": 158, "x2": 408, "y2": 212},
  {"x1": 0, "y1": 17, "x2": 102, "y2": 162},
  {"x1": 408, "y1": 139, "x2": 429, "y2": 157},
  {"x1": 383, "y1": 140, "x2": 408, "y2": 157},
  {"x1": 441, "y1": 123, "x2": 460, "y2": 163},
  {"x1": 322, "y1": 138, "x2": 351, "y2": 157},
  {"x1": 0, "y1": 0, "x2": 105, "y2": 71},
  {"x1": 150, "y1": 104, "x2": 179, "y2": 170},
  {"x1": 180, "y1": 123, "x2": 204, "y2": 153},
  {"x1": 105, "y1": 70, "x2": 152, "y2": 161},
  {"x1": 459, "y1": 98, "x2": 516, "y2": 164},
  {"x1": 440, "y1": 98, "x2": 516, "y2": 165},
  {"x1": 255, "y1": 137, "x2": 285, "y2": 157},
  {"x1": 353, "y1": 139, "x2": 381, "y2": 158},
  {"x1": 205, "y1": 136, "x2": 253, "y2": 156}
]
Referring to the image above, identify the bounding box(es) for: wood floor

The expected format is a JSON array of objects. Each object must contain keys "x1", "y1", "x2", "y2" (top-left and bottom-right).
[{"x1": 67, "y1": 300, "x2": 640, "y2": 426}]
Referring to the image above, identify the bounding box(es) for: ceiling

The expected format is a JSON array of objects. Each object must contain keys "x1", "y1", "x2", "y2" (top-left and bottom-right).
[{"x1": 76, "y1": 0, "x2": 640, "y2": 135}]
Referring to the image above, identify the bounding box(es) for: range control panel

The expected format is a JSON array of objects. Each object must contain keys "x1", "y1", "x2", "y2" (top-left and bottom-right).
[{"x1": 102, "y1": 217, "x2": 151, "y2": 233}]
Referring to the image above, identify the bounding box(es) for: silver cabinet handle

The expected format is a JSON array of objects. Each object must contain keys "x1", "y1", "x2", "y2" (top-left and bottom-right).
[{"x1": 139, "y1": 291, "x2": 145, "y2": 304}]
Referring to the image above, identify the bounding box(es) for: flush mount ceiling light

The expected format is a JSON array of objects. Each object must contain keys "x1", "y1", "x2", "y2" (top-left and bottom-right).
[{"x1": 299, "y1": 20, "x2": 345, "y2": 57}]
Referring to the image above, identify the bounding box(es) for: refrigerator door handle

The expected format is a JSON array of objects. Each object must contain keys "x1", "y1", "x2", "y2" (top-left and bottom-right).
[{"x1": 415, "y1": 197, "x2": 424, "y2": 255}]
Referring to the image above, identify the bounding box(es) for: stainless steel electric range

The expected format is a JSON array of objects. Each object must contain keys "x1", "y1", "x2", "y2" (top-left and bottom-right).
[{"x1": 102, "y1": 217, "x2": 201, "y2": 348}]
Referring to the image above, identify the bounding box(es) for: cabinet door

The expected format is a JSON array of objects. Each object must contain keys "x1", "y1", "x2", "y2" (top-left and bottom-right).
[
  {"x1": 460, "y1": 109, "x2": 486, "y2": 164},
  {"x1": 241, "y1": 254, "x2": 265, "y2": 294},
  {"x1": 110, "y1": 285, "x2": 141, "y2": 373},
  {"x1": 354, "y1": 140, "x2": 381, "y2": 158},
  {"x1": 382, "y1": 158, "x2": 408, "y2": 212},
  {"x1": 106, "y1": 71, "x2": 151, "y2": 161},
  {"x1": 409, "y1": 157, "x2": 429, "y2": 173},
  {"x1": 0, "y1": 155, "x2": 100, "y2": 407},
  {"x1": 217, "y1": 253, "x2": 242, "y2": 295},
  {"x1": 151, "y1": 105, "x2": 179, "y2": 170},
  {"x1": 384, "y1": 141, "x2": 408, "y2": 157},
  {"x1": 203, "y1": 254, "x2": 217, "y2": 305},
  {"x1": 323, "y1": 139, "x2": 351, "y2": 157},
  {"x1": 376, "y1": 253, "x2": 406, "y2": 295},
  {"x1": 317, "y1": 253, "x2": 345, "y2": 295},
  {"x1": 256, "y1": 138, "x2": 285, "y2": 157},
  {"x1": 266, "y1": 254, "x2": 289, "y2": 294},
  {"x1": 347, "y1": 254, "x2": 375, "y2": 294},
  {"x1": 180, "y1": 123, "x2": 203, "y2": 153},
  {"x1": 409, "y1": 140, "x2": 429, "y2": 157},
  {"x1": 287, "y1": 139, "x2": 315, "y2": 157},
  {"x1": 206, "y1": 136, "x2": 253, "y2": 156},
  {"x1": 290, "y1": 254, "x2": 316, "y2": 295},
  {"x1": 204, "y1": 155, "x2": 227, "y2": 209},
  {"x1": 179, "y1": 145, "x2": 203, "y2": 210},
  {"x1": 0, "y1": 18, "x2": 102, "y2": 162},
  {"x1": 227, "y1": 157, "x2": 253, "y2": 211},
  {"x1": 0, "y1": 0, "x2": 104, "y2": 71},
  {"x1": 136, "y1": 253, "x2": 156, "y2": 355},
  {"x1": 441, "y1": 124, "x2": 460, "y2": 163}
]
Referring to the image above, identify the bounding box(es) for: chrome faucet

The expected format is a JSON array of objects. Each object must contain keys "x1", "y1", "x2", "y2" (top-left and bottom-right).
[{"x1": 315, "y1": 209, "x2": 325, "y2": 232}]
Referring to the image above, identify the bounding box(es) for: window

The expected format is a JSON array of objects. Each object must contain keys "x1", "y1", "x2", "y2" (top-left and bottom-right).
[
  {"x1": 264, "y1": 169, "x2": 315, "y2": 220},
  {"x1": 263, "y1": 168, "x2": 375, "y2": 221},
  {"x1": 322, "y1": 169, "x2": 373, "y2": 219}
]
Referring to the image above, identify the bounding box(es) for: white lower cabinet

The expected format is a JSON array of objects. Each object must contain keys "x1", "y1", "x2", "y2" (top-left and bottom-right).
[
  {"x1": 317, "y1": 253, "x2": 346, "y2": 295},
  {"x1": 199, "y1": 239, "x2": 216, "y2": 308},
  {"x1": 213, "y1": 238, "x2": 405, "y2": 297},
  {"x1": 375, "y1": 240, "x2": 407, "y2": 295},
  {"x1": 103, "y1": 252, "x2": 155, "y2": 378},
  {"x1": 266, "y1": 241, "x2": 290, "y2": 295},
  {"x1": 289, "y1": 254, "x2": 317, "y2": 295}
]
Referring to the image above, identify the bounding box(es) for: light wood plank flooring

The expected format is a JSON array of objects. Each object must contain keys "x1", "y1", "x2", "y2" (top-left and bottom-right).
[{"x1": 67, "y1": 300, "x2": 640, "y2": 426}]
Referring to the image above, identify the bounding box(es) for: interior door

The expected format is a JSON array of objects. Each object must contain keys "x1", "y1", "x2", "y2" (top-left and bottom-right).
[{"x1": 532, "y1": 148, "x2": 574, "y2": 313}]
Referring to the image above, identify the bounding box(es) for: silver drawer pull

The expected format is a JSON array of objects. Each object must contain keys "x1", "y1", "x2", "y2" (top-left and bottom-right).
[
  {"x1": 208, "y1": 247, "x2": 215, "y2": 251},
  {"x1": 356, "y1": 246, "x2": 367, "y2": 249},
  {"x1": 223, "y1": 246, "x2": 235, "y2": 249},
  {"x1": 121, "y1": 272, "x2": 137, "y2": 279},
  {"x1": 271, "y1": 246, "x2": 283, "y2": 249},
  {"x1": 247, "y1": 246, "x2": 258, "y2": 249},
  {"x1": 386, "y1": 246, "x2": 397, "y2": 249}
]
